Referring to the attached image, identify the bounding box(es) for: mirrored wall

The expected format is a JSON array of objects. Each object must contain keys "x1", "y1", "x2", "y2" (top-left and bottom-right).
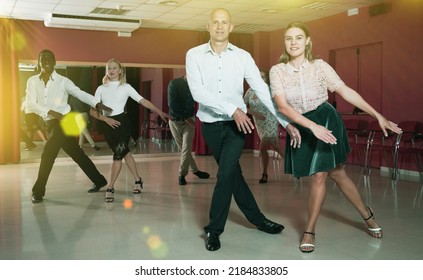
[{"x1": 18, "y1": 63, "x2": 185, "y2": 161}]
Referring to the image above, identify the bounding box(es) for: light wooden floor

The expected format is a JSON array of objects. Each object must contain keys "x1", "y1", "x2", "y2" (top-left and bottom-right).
[{"x1": 1, "y1": 139, "x2": 422, "y2": 277}]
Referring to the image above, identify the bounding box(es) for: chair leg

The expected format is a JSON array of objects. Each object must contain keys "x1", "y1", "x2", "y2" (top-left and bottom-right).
[
  {"x1": 364, "y1": 145, "x2": 372, "y2": 176},
  {"x1": 364, "y1": 131, "x2": 374, "y2": 176},
  {"x1": 357, "y1": 149, "x2": 363, "y2": 168},
  {"x1": 391, "y1": 150, "x2": 400, "y2": 180},
  {"x1": 416, "y1": 153, "x2": 423, "y2": 180},
  {"x1": 390, "y1": 133, "x2": 402, "y2": 180}
]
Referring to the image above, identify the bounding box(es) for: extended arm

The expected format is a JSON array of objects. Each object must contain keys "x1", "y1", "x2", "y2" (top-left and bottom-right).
[
  {"x1": 335, "y1": 85, "x2": 402, "y2": 136},
  {"x1": 139, "y1": 99, "x2": 172, "y2": 122}
]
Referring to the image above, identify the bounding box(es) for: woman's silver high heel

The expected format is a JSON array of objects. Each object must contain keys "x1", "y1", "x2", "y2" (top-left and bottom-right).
[
  {"x1": 105, "y1": 188, "x2": 115, "y2": 203},
  {"x1": 363, "y1": 207, "x2": 383, "y2": 238}
]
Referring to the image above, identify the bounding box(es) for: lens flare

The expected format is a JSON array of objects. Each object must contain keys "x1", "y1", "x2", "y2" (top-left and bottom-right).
[
  {"x1": 147, "y1": 235, "x2": 169, "y2": 258},
  {"x1": 123, "y1": 198, "x2": 133, "y2": 209},
  {"x1": 60, "y1": 112, "x2": 85, "y2": 137},
  {"x1": 143, "y1": 226, "x2": 151, "y2": 234},
  {"x1": 147, "y1": 235, "x2": 161, "y2": 250},
  {"x1": 12, "y1": 32, "x2": 27, "y2": 51}
]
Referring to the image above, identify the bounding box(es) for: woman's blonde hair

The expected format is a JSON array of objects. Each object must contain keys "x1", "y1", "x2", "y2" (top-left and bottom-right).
[
  {"x1": 278, "y1": 21, "x2": 316, "y2": 64},
  {"x1": 102, "y1": 58, "x2": 126, "y2": 85}
]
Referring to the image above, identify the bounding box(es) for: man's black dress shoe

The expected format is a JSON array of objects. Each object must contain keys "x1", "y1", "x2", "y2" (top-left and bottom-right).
[
  {"x1": 194, "y1": 170, "x2": 210, "y2": 179},
  {"x1": 88, "y1": 182, "x2": 107, "y2": 193},
  {"x1": 205, "y1": 232, "x2": 221, "y2": 251},
  {"x1": 178, "y1": 175, "x2": 187, "y2": 185},
  {"x1": 257, "y1": 219, "x2": 284, "y2": 234},
  {"x1": 31, "y1": 194, "x2": 43, "y2": 203}
]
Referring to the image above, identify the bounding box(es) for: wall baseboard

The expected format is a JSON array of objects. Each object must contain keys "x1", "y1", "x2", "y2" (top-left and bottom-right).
[{"x1": 380, "y1": 166, "x2": 422, "y2": 180}]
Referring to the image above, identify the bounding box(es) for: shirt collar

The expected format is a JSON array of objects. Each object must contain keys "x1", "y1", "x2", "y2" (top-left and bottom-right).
[
  {"x1": 286, "y1": 59, "x2": 310, "y2": 74},
  {"x1": 204, "y1": 41, "x2": 235, "y2": 55},
  {"x1": 38, "y1": 70, "x2": 58, "y2": 81}
]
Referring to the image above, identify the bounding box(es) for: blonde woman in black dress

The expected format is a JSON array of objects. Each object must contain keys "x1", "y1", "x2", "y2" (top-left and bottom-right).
[{"x1": 92, "y1": 59, "x2": 171, "y2": 202}]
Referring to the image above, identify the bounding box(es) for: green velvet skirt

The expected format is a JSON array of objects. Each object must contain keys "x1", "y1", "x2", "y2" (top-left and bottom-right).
[{"x1": 284, "y1": 102, "x2": 350, "y2": 177}]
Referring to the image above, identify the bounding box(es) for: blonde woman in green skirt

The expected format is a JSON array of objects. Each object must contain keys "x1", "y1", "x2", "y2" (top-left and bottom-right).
[{"x1": 270, "y1": 22, "x2": 402, "y2": 253}]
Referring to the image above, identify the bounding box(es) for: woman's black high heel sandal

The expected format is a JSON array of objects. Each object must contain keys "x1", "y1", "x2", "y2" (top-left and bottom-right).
[
  {"x1": 363, "y1": 207, "x2": 383, "y2": 238},
  {"x1": 133, "y1": 179, "x2": 143, "y2": 194},
  {"x1": 105, "y1": 188, "x2": 115, "y2": 203},
  {"x1": 259, "y1": 174, "x2": 268, "y2": 184}
]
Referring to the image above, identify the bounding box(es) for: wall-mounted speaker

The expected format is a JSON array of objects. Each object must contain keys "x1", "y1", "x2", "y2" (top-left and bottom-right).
[{"x1": 369, "y1": 2, "x2": 391, "y2": 16}]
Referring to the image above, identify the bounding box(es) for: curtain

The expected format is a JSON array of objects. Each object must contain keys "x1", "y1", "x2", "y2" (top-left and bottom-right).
[
  {"x1": 0, "y1": 18, "x2": 21, "y2": 164},
  {"x1": 193, "y1": 118, "x2": 211, "y2": 155},
  {"x1": 192, "y1": 103, "x2": 211, "y2": 155}
]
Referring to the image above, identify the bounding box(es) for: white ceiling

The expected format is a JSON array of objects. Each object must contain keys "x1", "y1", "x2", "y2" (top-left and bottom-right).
[{"x1": 1, "y1": 0, "x2": 383, "y2": 33}]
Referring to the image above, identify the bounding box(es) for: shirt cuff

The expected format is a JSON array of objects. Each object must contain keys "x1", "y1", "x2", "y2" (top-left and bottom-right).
[{"x1": 226, "y1": 104, "x2": 238, "y2": 118}]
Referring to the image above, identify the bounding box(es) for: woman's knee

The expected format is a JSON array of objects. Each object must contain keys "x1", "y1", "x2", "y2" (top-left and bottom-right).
[
  {"x1": 311, "y1": 172, "x2": 327, "y2": 185},
  {"x1": 113, "y1": 142, "x2": 129, "y2": 160},
  {"x1": 328, "y1": 165, "x2": 346, "y2": 181}
]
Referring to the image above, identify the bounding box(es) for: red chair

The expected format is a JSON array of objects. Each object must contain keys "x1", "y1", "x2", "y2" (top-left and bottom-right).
[
  {"x1": 417, "y1": 140, "x2": 423, "y2": 180},
  {"x1": 396, "y1": 121, "x2": 423, "y2": 180},
  {"x1": 140, "y1": 120, "x2": 151, "y2": 139},
  {"x1": 343, "y1": 119, "x2": 370, "y2": 167},
  {"x1": 149, "y1": 115, "x2": 172, "y2": 142},
  {"x1": 364, "y1": 120, "x2": 402, "y2": 179}
]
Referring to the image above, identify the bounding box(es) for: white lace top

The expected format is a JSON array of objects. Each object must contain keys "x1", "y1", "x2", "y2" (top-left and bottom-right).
[{"x1": 269, "y1": 59, "x2": 344, "y2": 114}]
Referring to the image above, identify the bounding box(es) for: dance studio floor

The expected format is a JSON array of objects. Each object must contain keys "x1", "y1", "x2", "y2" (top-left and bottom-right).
[{"x1": 1, "y1": 139, "x2": 422, "y2": 261}]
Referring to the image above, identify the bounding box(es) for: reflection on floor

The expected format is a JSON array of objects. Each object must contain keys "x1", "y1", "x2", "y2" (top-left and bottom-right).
[{"x1": 1, "y1": 139, "x2": 423, "y2": 260}]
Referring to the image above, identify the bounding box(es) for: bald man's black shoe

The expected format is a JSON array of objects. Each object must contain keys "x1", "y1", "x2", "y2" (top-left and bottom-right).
[
  {"x1": 88, "y1": 182, "x2": 107, "y2": 193},
  {"x1": 257, "y1": 219, "x2": 284, "y2": 234},
  {"x1": 205, "y1": 232, "x2": 220, "y2": 251}
]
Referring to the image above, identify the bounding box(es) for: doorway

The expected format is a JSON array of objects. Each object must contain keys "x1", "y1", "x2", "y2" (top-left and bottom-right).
[{"x1": 329, "y1": 42, "x2": 383, "y2": 114}]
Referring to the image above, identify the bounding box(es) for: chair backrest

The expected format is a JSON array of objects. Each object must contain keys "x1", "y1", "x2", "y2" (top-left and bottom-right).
[
  {"x1": 367, "y1": 120, "x2": 381, "y2": 131},
  {"x1": 416, "y1": 122, "x2": 423, "y2": 147},
  {"x1": 154, "y1": 115, "x2": 164, "y2": 126},
  {"x1": 398, "y1": 121, "x2": 423, "y2": 147},
  {"x1": 343, "y1": 119, "x2": 369, "y2": 129},
  {"x1": 343, "y1": 119, "x2": 361, "y2": 130},
  {"x1": 343, "y1": 118, "x2": 369, "y2": 143},
  {"x1": 367, "y1": 120, "x2": 401, "y2": 147}
]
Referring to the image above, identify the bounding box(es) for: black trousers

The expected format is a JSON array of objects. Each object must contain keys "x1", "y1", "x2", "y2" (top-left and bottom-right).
[
  {"x1": 32, "y1": 119, "x2": 107, "y2": 197},
  {"x1": 202, "y1": 121, "x2": 265, "y2": 235}
]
